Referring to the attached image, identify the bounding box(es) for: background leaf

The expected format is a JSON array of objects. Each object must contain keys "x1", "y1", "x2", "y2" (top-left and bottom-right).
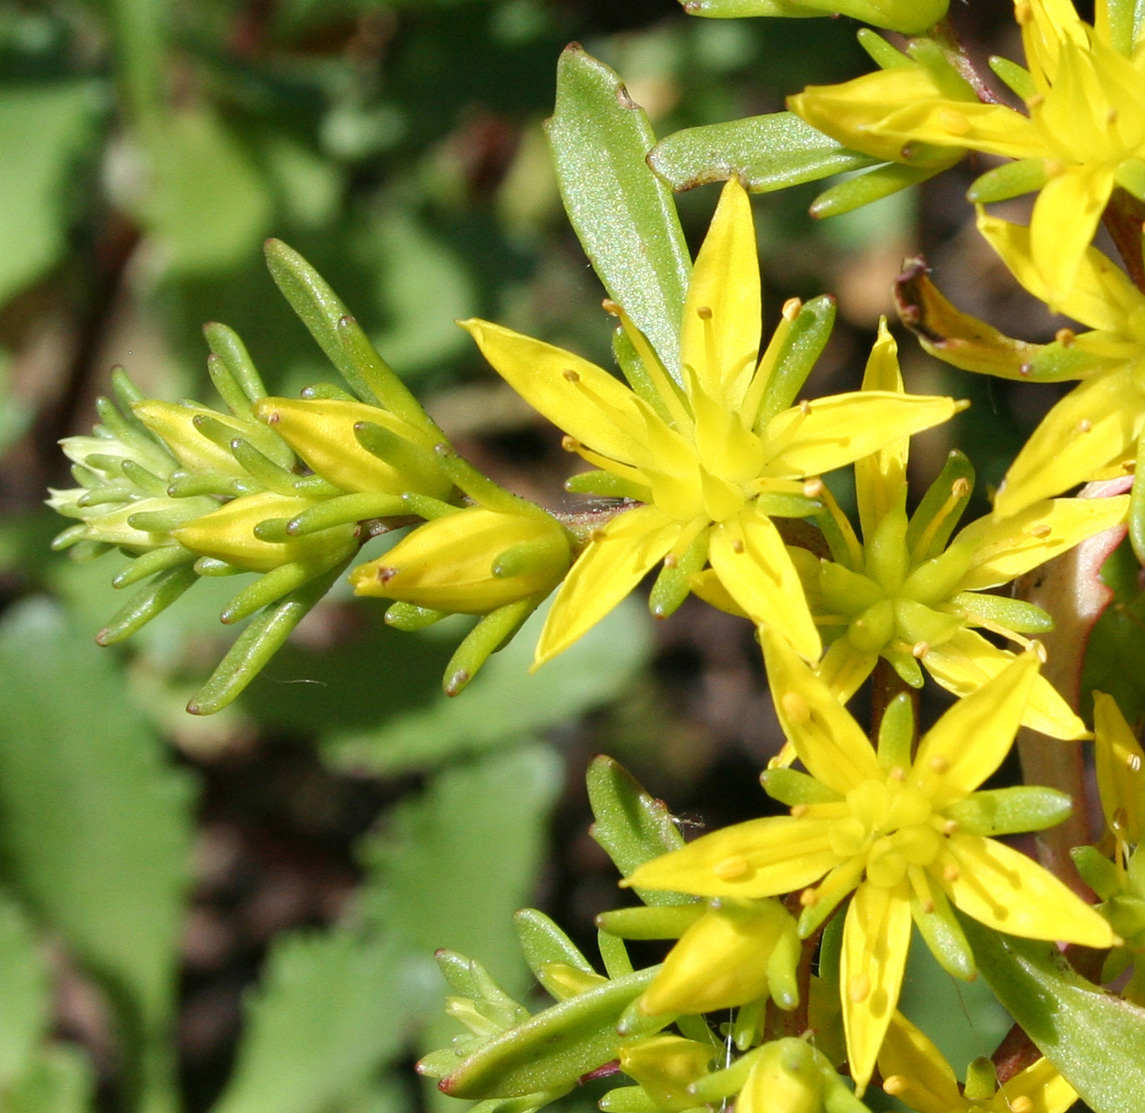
[
  {"x1": 0, "y1": 599, "x2": 194, "y2": 1084},
  {"x1": 211, "y1": 932, "x2": 421, "y2": 1113},
  {"x1": 323, "y1": 597, "x2": 652, "y2": 775}
]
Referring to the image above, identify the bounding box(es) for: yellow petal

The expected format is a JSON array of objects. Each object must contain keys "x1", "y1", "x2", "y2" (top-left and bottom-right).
[
  {"x1": 871, "y1": 99, "x2": 1043, "y2": 160},
  {"x1": 679, "y1": 178, "x2": 761, "y2": 408},
  {"x1": 533, "y1": 505, "x2": 680, "y2": 666},
  {"x1": 709, "y1": 507, "x2": 821, "y2": 661},
  {"x1": 761, "y1": 391, "x2": 961, "y2": 479},
  {"x1": 998, "y1": 1054, "x2": 1078, "y2": 1113},
  {"x1": 816, "y1": 638, "x2": 878, "y2": 704},
  {"x1": 461, "y1": 319, "x2": 647, "y2": 466},
  {"x1": 977, "y1": 210, "x2": 1144, "y2": 331},
  {"x1": 626, "y1": 816, "x2": 839, "y2": 900},
  {"x1": 1094, "y1": 690, "x2": 1145, "y2": 843},
  {"x1": 1029, "y1": 164, "x2": 1117, "y2": 308},
  {"x1": 993, "y1": 368, "x2": 1141, "y2": 518},
  {"x1": 840, "y1": 882, "x2": 912, "y2": 1097},
  {"x1": 922, "y1": 629, "x2": 1089, "y2": 742},
  {"x1": 760, "y1": 626, "x2": 882, "y2": 795},
  {"x1": 911, "y1": 650, "x2": 1039, "y2": 806},
  {"x1": 854, "y1": 320, "x2": 908, "y2": 544},
  {"x1": 877, "y1": 1012, "x2": 963, "y2": 1113},
  {"x1": 942, "y1": 832, "x2": 1116, "y2": 947},
  {"x1": 954, "y1": 494, "x2": 1129, "y2": 591}
]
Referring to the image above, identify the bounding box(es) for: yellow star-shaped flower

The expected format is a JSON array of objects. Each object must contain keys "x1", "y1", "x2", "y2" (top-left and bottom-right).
[
  {"x1": 805, "y1": 320, "x2": 1123, "y2": 739},
  {"x1": 626, "y1": 629, "x2": 1115, "y2": 1095},
  {"x1": 462, "y1": 179, "x2": 962, "y2": 667},
  {"x1": 791, "y1": 0, "x2": 1145, "y2": 303}
]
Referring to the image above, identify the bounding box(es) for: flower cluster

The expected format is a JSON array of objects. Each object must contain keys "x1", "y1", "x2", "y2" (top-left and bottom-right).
[{"x1": 47, "y1": 1, "x2": 1145, "y2": 1112}]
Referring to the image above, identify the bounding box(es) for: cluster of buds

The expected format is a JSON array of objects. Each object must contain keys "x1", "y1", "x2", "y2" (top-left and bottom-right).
[{"x1": 49, "y1": 242, "x2": 571, "y2": 711}]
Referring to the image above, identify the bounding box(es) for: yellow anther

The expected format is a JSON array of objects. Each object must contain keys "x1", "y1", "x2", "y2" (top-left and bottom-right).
[
  {"x1": 800, "y1": 887, "x2": 819, "y2": 907},
  {"x1": 951, "y1": 477, "x2": 971, "y2": 497},
  {"x1": 929, "y1": 754, "x2": 950, "y2": 774},
  {"x1": 791, "y1": 804, "x2": 809, "y2": 818},
  {"x1": 1033, "y1": 639, "x2": 1048, "y2": 663},
  {"x1": 1031, "y1": 524, "x2": 1051, "y2": 538},
  {"x1": 921, "y1": 898, "x2": 935, "y2": 914},
  {"x1": 912, "y1": 640, "x2": 930, "y2": 659},
  {"x1": 1055, "y1": 328, "x2": 1076, "y2": 347},
  {"x1": 1029, "y1": 96, "x2": 1047, "y2": 113},
  {"x1": 732, "y1": 538, "x2": 745, "y2": 554},
  {"x1": 1015, "y1": 0, "x2": 1032, "y2": 23},
  {"x1": 781, "y1": 691, "x2": 811, "y2": 724},
  {"x1": 848, "y1": 973, "x2": 871, "y2": 1003},
  {"x1": 1011, "y1": 1098, "x2": 1034, "y2": 1113},
  {"x1": 943, "y1": 818, "x2": 959, "y2": 835},
  {"x1": 882, "y1": 1075, "x2": 908, "y2": 1096},
  {"x1": 889, "y1": 766, "x2": 906, "y2": 782},
  {"x1": 662, "y1": 553, "x2": 678, "y2": 569},
  {"x1": 1079, "y1": 419, "x2": 1093, "y2": 433},
  {"x1": 944, "y1": 864, "x2": 960, "y2": 882},
  {"x1": 561, "y1": 435, "x2": 579, "y2": 452},
  {"x1": 1128, "y1": 753, "x2": 1142, "y2": 773},
  {"x1": 803, "y1": 478, "x2": 824, "y2": 498},
  {"x1": 782, "y1": 297, "x2": 802, "y2": 321},
  {"x1": 696, "y1": 306, "x2": 713, "y2": 320},
  {"x1": 562, "y1": 368, "x2": 580, "y2": 382},
  {"x1": 712, "y1": 855, "x2": 753, "y2": 882},
  {"x1": 601, "y1": 298, "x2": 620, "y2": 315},
  {"x1": 590, "y1": 528, "x2": 607, "y2": 543},
  {"x1": 799, "y1": 399, "x2": 812, "y2": 415}
]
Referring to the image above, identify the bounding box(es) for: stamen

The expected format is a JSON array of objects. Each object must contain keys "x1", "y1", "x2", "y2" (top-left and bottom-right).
[
  {"x1": 1031, "y1": 524, "x2": 1051, "y2": 538},
  {"x1": 782, "y1": 297, "x2": 802, "y2": 321},
  {"x1": 590, "y1": 528, "x2": 607, "y2": 543},
  {"x1": 732, "y1": 538, "x2": 745, "y2": 554},
  {"x1": 889, "y1": 766, "x2": 906, "y2": 782},
  {"x1": 799, "y1": 887, "x2": 818, "y2": 907},
  {"x1": 601, "y1": 298, "x2": 620, "y2": 316},
  {"x1": 1107, "y1": 108, "x2": 1119, "y2": 127},
  {"x1": 944, "y1": 864, "x2": 960, "y2": 882},
  {"x1": 803, "y1": 478, "x2": 824, "y2": 498},
  {"x1": 1055, "y1": 328, "x2": 1075, "y2": 347},
  {"x1": 910, "y1": 478, "x2": 970, "y2": 563},
  {"x1": 912, "y1": 640, "x2": 930, "y2": 659},
  {"x1": 800, "y1": 399, "x2": 811, "y2": 415},
  {"x1": 936, "y1": 107, "x2": 971, "y2": 136},
  {"x1": 1079, "y1": 419, "x2": 1092, "y2": 433},
  {"x1": 929, "y1": 755, "x2": 950, "y2": 774},
  {"x1": 562, "y1": 368, "x2": 580, "y2": 383},
  {"x1": 561, "y1": 435, "x2": 579, "y2": 452},
  {"x1": 882, "y1": 1076, "x2": 908, "y2": 1096},
  {"x1": 1128, "y1": 754, "x2": 1142, "y2": 773},
  {"x1": 662, "y1": 554, "x2": 678, "y2": 569},
  {"x1": 696, "y1": 306, "x2": 713, "y2": 320},
  {"x1": 1011, "y1": 1098, "x2": 1034, "y2": 1113},
  {"x1": 943, "y1": 819, "x2": 958, "y2": 835},
  {"x1": 791, "y1": 804, "x2": 808, "y2": 818}
]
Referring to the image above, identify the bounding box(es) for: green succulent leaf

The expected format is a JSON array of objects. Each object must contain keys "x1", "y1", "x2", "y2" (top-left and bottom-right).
[
  {"x1": 962, "y1": 912, "x2": 1145, "y2": 1111},
  {"x1": 545, "y1": 45, "x2": 690, "y2": 379},
  {"x1": 649, "y1": 114, "x2": 876, "y2": 195}
]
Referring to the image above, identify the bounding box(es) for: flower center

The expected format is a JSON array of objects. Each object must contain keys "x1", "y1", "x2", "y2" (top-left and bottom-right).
[{"x1": 829, "y1": 779, "x2": 942, "y2": 889}]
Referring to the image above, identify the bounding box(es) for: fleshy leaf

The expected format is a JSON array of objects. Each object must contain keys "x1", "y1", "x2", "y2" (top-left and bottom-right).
[
  {"x1": 545, "y1": 46, "x2": 690, "y2": 378},
  {"x1": 961, "y1": 913, "x2": 1145, "y2": 1111},
  {"x1": 648, "y1": 113, "x2": 876, "y2": 194}
]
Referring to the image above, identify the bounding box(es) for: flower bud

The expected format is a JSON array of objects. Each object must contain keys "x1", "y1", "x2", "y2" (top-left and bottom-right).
[
  {"x1": 618, "y1": 1035, "x2": 715, "y2": 1113},
  {"x1": 253, "y1": 397, "x2": 453, "y2": 498},
  {"x1": 350, "y1": 506, "x2": 571, "y2": 614},
  {"x1": 640, "y1": 898, "x2": 800, "y2": 1015},
  {"x1": 173, "y1": 490, "x2": 358, "y2": 572},
  {"x1": 133, "y1": 401, "x2": 280, "y2": 475}
]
